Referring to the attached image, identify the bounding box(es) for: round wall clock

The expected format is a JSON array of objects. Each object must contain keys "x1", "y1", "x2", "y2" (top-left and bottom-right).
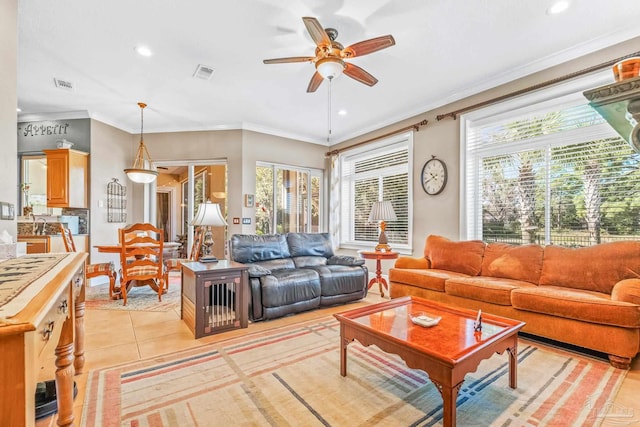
[{"x1": 421, "y1": 156, "x2": 448, "y2": 195}]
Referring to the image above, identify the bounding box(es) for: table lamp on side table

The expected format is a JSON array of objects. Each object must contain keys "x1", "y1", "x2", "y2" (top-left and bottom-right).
[
  {"x1": 190, "y1": 200, "x2": 227, "y2": 261},
  {"x1": 368, "y1": 200, "x2": 397, "y2": 252}
]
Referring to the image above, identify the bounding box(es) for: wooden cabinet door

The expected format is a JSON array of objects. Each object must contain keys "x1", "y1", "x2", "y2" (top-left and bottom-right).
[
  {"x1": 46, "y1": 151, "x2": 68, "y2": 206},
  {"x1": 44, "y1": 149, "x2": 88, "y2": 208}
]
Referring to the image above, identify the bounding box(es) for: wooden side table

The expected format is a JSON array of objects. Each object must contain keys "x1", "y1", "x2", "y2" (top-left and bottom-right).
[
  {"x1": 180, "y1": 260, "x2": 248, "y2": 338},
  {"x1": 358, "y1": 250, "x2": 399, "y2": 297}
]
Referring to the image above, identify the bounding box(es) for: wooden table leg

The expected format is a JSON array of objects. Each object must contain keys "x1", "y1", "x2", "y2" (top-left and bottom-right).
[
  {"x1": 55, "y1": 316, "x2": 76, "y2": 427},
  {"x1": 366, "y1": 258, "x2": 389, "y2": 297},
  {"x1": 73, "y1": 284, "x2": 85, "y2": 374},
  {"x1": 508, "y1": 337, "x2": 518, "y2": 389},
  {"x1": 432, "y1": 379, "x2": 462, "y2": 427},
  {"x1": 340, "y1": 325, "x2": 348, "y2": 377}
]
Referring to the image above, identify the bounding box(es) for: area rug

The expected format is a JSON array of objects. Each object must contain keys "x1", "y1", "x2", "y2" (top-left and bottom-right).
[
  {"x1": 84, "y1": 276, "x2": 180, "y2": 312},
  {"x1": 81, "y1": 316, "x2": 628, "y2": 427}
]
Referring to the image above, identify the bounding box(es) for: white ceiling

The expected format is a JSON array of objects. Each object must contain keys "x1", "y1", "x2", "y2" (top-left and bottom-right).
[{"x1": 16, "y1": 0, "x2": 640, "y2": 146}]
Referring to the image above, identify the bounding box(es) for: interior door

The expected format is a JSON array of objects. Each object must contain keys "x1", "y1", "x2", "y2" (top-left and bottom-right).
[{"x1": 156, "y1": 191, "x2": 171, "y2": 242}]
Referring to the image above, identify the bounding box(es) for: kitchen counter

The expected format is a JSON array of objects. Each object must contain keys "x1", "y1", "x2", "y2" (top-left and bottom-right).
[{"x1": 18, "y1": 234, "x2": 88, "y2": 254}]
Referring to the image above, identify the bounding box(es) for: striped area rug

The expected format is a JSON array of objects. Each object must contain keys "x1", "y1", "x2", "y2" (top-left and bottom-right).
[{"x1": 81, "y1": 317, "x2": 627, "y2": 426}]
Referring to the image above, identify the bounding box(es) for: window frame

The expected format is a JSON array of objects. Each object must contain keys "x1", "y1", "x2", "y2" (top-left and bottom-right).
[
  {"x1": 255, "y1": 161, "x2": 324, "y2": 234},
  {"x1": 337, "y1": 132, "x2": 413, "y2": 252},
  {"x1": 459, "y1": 69, "x2": 631, "y2": 244}
]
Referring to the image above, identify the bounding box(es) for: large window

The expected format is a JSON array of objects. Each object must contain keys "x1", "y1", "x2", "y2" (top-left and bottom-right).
[
  {"x1": 255, "y1": 163, "x2": 322, "y2": 234},
  {"x1": 338, "y1": 133, "x2": 412, "y2": 250},
  {"x1": 462, "y1": 75, "x2": 640, "y2": 247}
]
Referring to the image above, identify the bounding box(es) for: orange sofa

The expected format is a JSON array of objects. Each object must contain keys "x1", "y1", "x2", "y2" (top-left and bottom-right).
[{"x1": 389, "y1": 235, "x2": 640, "y2": 368}]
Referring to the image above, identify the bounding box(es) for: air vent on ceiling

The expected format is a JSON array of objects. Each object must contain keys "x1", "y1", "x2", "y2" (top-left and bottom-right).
[
  {"x1": 193, "y1": 64, "x2": 215, "y2": 80},
  {"x1": 54, "y1": 78, "x2": 74, "y2": 90}
]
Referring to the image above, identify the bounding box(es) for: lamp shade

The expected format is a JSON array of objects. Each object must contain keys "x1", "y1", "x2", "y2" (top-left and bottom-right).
[
  {"x1": 316, "y1": 57, "x2": 345, "y2": 79},
  {"x1": 125, "y1": 167, "x2": 158, "y2": 184},
  {"x1": 368, "y1": 201, "x2": 397, "y2": 222},
  {"x1": 190, "y1": 201, "x2": 227, "y2": 227}
]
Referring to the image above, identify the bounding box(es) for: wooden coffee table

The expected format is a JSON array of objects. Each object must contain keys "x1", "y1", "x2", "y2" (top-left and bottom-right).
[{"x1": 334, "y1": 296, "x2": 525, "y2": 427}]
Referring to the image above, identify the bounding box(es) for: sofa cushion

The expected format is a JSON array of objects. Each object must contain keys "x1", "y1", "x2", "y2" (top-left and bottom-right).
[
  {"x1": 512, "y1": 286, "x2": 640, "y2": 328},
  {"x1": 612, "y1": 279, "x2": 640, "y2": 305},
  {"x1": 260, "y1": 269, "x2": 321, "y2": 308},
  {"x1": 287, "y1": 232, "x2": 334, "y2": 258},
  {"x1": 304, "y1": 265, "x2": 366, "y2": 296},
  {"x1": 480, "y1": 243, "x2": 543, "y2": 284},
  {"x1": 539, "y1": 241, "x2": 640, "y2": 294},
  {"x1": 328, "y1": 255, "x2": 365, "y2": 266},
  {"x1": 252, "y1": 258, "x2": 295, "y2": 271},
  {"x1": 424, "y1": 235, "x2": 486, "y2": 276},
  {"x1": 293, "y1": 256, "x2": 327, "y2": 268},
  {"x1": 445, "y1": 277, "x2": 536, "y2": 306},
  {"x1": 389, "y1": 268, "x2": 469, "y2": 292},
  {"x1": 230, "y1": 234, "x2": 290, "y2": 263}
]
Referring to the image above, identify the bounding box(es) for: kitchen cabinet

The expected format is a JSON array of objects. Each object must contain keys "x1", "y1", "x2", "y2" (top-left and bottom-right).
[
  {"x1": 43, "y1": 149, "x2": 88, "y2": 208},
  {"x1": 18, "y1": 235, "x2": 50, "y2": 254}
]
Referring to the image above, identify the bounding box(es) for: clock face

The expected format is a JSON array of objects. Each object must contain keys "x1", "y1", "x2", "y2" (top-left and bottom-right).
[{"x1": 421, "y1": 158, "x2": 447, "y2": 195}]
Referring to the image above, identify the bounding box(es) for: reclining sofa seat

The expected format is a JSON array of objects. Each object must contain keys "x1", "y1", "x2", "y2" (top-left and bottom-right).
[{"x1": 230, "y1": 232, "x2": 368, "y2": 321}]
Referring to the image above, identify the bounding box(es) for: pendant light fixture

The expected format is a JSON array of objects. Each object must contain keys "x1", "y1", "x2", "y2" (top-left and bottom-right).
[{"x1": 124, "y1": 102, "x2": 158, "y2": 184}]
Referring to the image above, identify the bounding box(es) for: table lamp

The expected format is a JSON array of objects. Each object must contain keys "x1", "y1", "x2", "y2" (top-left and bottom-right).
[
  {"x1": 190, "y1": 200, "x2": 227, "y2": 260},
  {"x1": 368, "y1": 201, "x2": 397, "y2": 252}
]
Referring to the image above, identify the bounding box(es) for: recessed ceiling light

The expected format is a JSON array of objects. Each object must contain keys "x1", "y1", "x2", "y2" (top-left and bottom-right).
[
  {"x1": 16, "y1": 107, "x2": 21, "y2": 112},
  {"x1": 135, "y1": 45, "x2": 153, "y2": 57},
  {"x1": 338, "y1": 109, "x2": 347, "y2": 116},
  {"x1": 547, "y1": 1, "x2": 570, "y2": 15}
]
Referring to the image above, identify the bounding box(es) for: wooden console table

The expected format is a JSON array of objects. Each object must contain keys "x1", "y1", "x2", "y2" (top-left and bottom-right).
[
  {"x1": 181, "y1": 260, "x2": 248, "y2": 338},
  {"x1": 0, "y1": 253, "x2": 87, "y2": 426}
]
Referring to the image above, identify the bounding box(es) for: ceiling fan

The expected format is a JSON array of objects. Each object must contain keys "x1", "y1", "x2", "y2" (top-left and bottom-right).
[{"x1": 263, "y1": 17, "x2": 395, "y2": 93}]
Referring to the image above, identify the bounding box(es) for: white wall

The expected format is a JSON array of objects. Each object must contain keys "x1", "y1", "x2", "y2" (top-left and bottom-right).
[
  {"x1": 0, "y1": 0, "x2": 17, "y2": 238},
  {"x1": 89, "y1": 119, "x2": 133, "y2": 267}
]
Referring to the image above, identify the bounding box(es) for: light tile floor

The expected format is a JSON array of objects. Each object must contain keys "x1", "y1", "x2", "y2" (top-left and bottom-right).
[{"x1": 37, "y1": 275, "x2": 640, "y2": 425}]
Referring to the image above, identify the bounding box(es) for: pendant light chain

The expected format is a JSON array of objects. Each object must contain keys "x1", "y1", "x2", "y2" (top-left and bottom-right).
[{"x1": 139, "y1": 102, "x2": 146, "y2": 138}]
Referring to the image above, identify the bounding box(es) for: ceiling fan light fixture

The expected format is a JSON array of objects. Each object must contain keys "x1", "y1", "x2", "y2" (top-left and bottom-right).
[
  {"x1": 124, "y1": 102, "x2": 158, "y2": 184},
  {"x1": 316, "y1": 57, "x2": 345, "y2": 79}
]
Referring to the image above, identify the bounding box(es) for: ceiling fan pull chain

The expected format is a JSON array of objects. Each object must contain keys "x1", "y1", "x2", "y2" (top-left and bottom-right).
[{"x1": 327, "y1": 77, "x2": 332, "y2": 143}]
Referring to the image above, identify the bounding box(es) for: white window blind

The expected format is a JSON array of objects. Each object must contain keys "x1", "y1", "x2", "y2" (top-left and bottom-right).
[
  {"x1": 339, "y1": 134, "x2": 412, "y2": 249},
  {"x1": 463, "y1": 87, "x2": 640, "y2": 247}
]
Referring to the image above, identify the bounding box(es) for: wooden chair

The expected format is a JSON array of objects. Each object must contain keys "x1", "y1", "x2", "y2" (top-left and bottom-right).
[
  {"x1": 119, "y1": 223, "x2": 165, "y2": 306},
  {"x1": 163, "y1": 227, "x2": 203, "y2": 286},
  {"x1": 59, "y1": 224, "x2": 117, "y2": 297}
]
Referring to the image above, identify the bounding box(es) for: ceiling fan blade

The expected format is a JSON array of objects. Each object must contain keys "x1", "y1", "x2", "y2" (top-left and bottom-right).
[
  {"x1": 343, "y1": 35, "x2": 396, "y2": 58},
  {"x1": 306, "y1": 71, "x2": 324, "y2": 93},
  {"x1": 303, "y1": 17, "x2": 331, "y2": 47},
  {"x1": 344, "y1": 63, "x2": 378, "y2": 86},
  {"x1": 263, "y1": 56, "x2": 315, "y2": 64}
]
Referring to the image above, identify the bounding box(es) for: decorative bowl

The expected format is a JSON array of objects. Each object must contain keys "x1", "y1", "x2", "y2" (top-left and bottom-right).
[
  {"x1": 56, "y1": 139, "x2": 74, "y2": 149},
  {"x1": 612, "y1": 57, "x2": 640, "y2": 82},
  {"x1": 410, "y1": 312, "x2": 441, "y2": 327}
]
